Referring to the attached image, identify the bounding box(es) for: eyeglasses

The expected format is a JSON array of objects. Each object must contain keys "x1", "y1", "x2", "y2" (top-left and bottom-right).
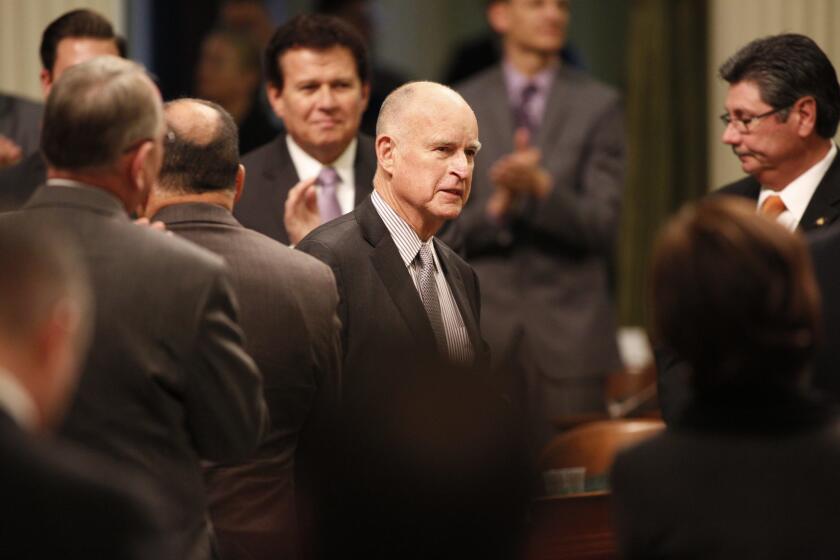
[{"x1": 719, "y1": 106, "x2": 791, "y2": 133}]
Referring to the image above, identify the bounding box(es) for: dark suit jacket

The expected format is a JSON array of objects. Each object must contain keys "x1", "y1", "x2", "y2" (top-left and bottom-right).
[
  {"x1": 297, "y1": 195, "x2": 488, "y2": 403},
  {"x1": 453, "y1": 65, "x2": 624, "y2": 421},
  {"x1": 0, "y1": 410, "x2": 173, "y2": 558},
  {"x1": 0, "y1": 151, "x2": 45, "y2": 211},
  {"x1": 657, "y1": 155, "x2": 840, "y2": 424},
  {"x1": 3, "y1": 185, "x2": 268, "y2": 560},
  {"x1": 611, "y1": 395, "x2": 840, "y2": 559},
  {"x1": 153, "y1": 202, "x2": 341, "y2": 560},
  {"x1": 0, "y1": 93, "x2": 42, "y2": 157},
  {"x1": 297, "y1": 195, "x2": 497, "y2": 559},
  {"x1": 235, "y1": 134, "x2": 377, "y2": 244}
]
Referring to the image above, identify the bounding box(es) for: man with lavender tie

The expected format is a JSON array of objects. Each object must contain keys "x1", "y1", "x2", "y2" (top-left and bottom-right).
[
  {"x1": 234, "y1": 14, "x2": 377, "y2": 245},
  {"x1": 452, "y1": 0, "x2": 626, "y2": 446}
]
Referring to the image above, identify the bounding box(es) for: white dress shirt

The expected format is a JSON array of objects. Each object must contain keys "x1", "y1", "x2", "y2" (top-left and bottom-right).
[
  {"x1": 286, "y1": 135, "x2": 357, "y2": 215},
  {"x1": 371, "y1": 191, "x2": 474, "y2": 364},
  {"x1": 0, "y1": 367, "x2": 36, "y2": 430},
  {"x1": 758, "y1": 142, "x2": 837, "y2": 231}
]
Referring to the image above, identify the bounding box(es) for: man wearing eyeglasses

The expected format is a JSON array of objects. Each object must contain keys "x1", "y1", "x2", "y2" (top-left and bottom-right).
[
  {"x1": 717, "y1": 33, "x2": 840, "y2": 232},
  {"x1": 658, "y1": 33, "x2": 840, "y2": 424}
]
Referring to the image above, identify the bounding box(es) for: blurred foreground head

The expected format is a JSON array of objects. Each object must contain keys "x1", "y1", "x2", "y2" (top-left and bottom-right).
[
  {"x1": 652, "y1": 197, "x2": 820, "y2": 396},
  {"x1": 0, "y1": 224, "x2": 91, "y2": 431}
]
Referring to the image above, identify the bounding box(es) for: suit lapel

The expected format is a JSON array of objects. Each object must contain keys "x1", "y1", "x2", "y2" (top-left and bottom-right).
[
  {"x1": 433, "y1": 239, "x2": 482, "y2": 356},
  {"x1": 262, "y1": 136, "x2": 300, "y2": 235},
  {"x1": 353, "y1": 135, "x2": 377, "y2": 206},
  {"x1": 536, "y1": 67, "x2": 574, "y2": 151},
  {"x1": 356, "y1": 197, "x2": 439, "y2": 350},
  {"x1": 801, "y1": 152, "x2": 840, "y2": 231}
]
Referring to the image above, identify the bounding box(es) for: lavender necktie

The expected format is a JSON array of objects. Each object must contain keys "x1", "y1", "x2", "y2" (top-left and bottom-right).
[
  {"x1": 317, "y1": 166, "x2": 342, "y2": 223},
  {"x1": 513, "y1": 82, "x2": 539, "y2": 137}
]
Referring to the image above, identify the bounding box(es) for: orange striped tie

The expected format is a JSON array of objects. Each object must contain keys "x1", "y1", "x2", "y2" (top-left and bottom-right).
[{"x1": 760, "y1": 195, "x2": 786, "y2": 218}]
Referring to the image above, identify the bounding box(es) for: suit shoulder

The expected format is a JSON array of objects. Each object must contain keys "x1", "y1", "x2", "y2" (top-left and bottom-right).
[
  {"x1": 716, "y1": 175, "x2": 759, "y2": 198},
  {"x1": 238, "y1": 225, "x2": 335, "y2": 280},
  {"x1": 455, "y1": 66, "x2": 502, "y2": 100},
  {"x1": 241, "y1": 134, "x2": 284, "y2": 167},
  {"x1": 132, "y1": 225, "x2": 227, "y2": 274}
]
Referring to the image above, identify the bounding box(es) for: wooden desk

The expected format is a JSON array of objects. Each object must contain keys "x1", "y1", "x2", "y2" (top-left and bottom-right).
[{"x1": 524, "y1": 492, "x2": 617, "y2": 560}]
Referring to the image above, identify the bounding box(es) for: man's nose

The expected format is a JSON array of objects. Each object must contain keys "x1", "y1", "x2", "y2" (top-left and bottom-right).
[
  {"x1": 315, "y1": 85, "x2": 338, "y2": 108},
  {"x1": 721, "y1": 121, "x2": 741, "y2": 145},
  {"x1": 450, "y1": 152, "x2": 469, "y2": 179}
]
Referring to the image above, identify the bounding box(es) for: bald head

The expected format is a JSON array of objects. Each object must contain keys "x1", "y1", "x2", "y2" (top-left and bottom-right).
[
  {"x1": 376, "y1": 81, "x2": 479, "y2": 147},
  {"x1": 373, "y1": 80, "x2": 480, "y2": 240},
  {"x1": 159, "y1": 98, "x2": 240, "y2": 194}
]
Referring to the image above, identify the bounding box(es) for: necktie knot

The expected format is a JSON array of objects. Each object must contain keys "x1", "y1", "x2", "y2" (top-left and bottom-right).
[
  {"x1": 418, "y1": 243, "x2": 435, "y2": 270},
  {"x1": 317, "y1": 166, "x2": 340, "y2": 189},
  {"x1": 760, "y1": 195, "x2": 787, "y2": 218}
]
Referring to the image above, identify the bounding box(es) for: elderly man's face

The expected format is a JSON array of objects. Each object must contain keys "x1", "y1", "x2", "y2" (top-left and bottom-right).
[
  {"x1": 721, "y1": 80, "x2": 804, "y2": 186},
  {"x1": 268, "y1": 46, "x2": 369, "y2": 163},
  {"x1": 388, "y1": 93, "x2": 480, "y2": 233}
]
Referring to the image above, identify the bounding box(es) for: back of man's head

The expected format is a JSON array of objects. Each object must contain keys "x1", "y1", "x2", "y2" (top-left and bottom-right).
[
  {"x1": 40, "y1": 9, "x2": 122, "y2": 73},
  {"x1": 158, "y1": 99, "x2": 240, "y2": 194},
  {"x1": 719, "y1": 33, "x2": 840, "y2": 138},
  {"x1": 652, "y1": 197, "x2": 820, "y2": 397},
  {"x1": 264, "y1": 13, "x2": 369, "y2": 90},
  {"x1": 40, "y1": 56, "x2": 162, "y2": 172},
  {"x1": 0, "y1": 223, "x2": 91, "y2": 430}
]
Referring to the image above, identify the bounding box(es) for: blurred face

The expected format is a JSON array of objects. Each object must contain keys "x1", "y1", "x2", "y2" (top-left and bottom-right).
[
  {"x1": 721, "y1": 80, "x2": 802, "y2": 186},
  {"x1": 382, "y1": 91, "x2": 480, "y2": 237},
  {"x1": 491, "y1": 0, "x2": 569, "y2": 55},
  {"x1": 196, "y1": 35, "x2": 257, "y2": 108},
  {"x1": 41, "y1": 37, "x2": 119, "y2": 96},
  {"x1": 267, "y1": 46, "x2": 369, "y2": 164}
]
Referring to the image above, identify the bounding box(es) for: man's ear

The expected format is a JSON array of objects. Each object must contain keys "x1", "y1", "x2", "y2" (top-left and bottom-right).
[
  {"x1": 234, "y1": 164, "x2": 245, "y2": 203},
  {"x1": 129, "y1": 141, "x2": 155, "y2": 193},
  {"x1": 376, "y1": 134, "x2": 397, "y2": 175},
  {"x1": 794, "y1": 96, "x2": 818, "y2": 138},
  {"x1": 40, "y1": 68, "x2": 53, "y2": 98},
  {"x1": 487, "y1": 1, "x2": 510, "y2": 35},
  {"x1": 266, "y1": 83, "x2": 286, "y2": 120}
]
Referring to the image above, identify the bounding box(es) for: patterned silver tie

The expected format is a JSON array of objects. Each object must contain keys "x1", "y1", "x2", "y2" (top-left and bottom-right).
[
  {"x1": 417, "y1": 243, "x2": 448, "y2": 356},
  {"x1": 317, "y1": 166, "x2": 342, "y2": 223}
]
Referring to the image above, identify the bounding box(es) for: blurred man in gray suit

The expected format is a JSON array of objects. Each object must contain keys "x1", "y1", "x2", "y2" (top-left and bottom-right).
[
  {"x1": 452, "y1": 0, "x2": 625, "y2": 444},
  {"x1": 2, "y1": 57, "x2": 267, "y2": 560},
  {"x1": 144, "y1": 98, "x2": 342, "y2": 560}
]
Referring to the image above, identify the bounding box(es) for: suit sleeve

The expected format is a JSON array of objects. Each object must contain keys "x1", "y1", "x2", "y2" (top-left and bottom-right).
[
  {"x1": 525, "y1": 96, "x2": 625, "y2": 254},
  {"x1": 297, "y1": 239, "x2": 348, "y2": 356},
  {"x1": 183, "y1": 268, "x2": 268, "y2": 462}
]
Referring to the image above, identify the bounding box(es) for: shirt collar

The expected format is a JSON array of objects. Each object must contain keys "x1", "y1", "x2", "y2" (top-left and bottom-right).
[
  {"x1": 370, "y1": 190, "x2": 441, "y2": 271},
  {"x1": 46, "y1": 178, "x2": 96, "y2": 189},
  {"x1": 0, "y1": 367, "x2": 37, "y2": 431},
  {"x1": 758, "y1": 142, "x2": 837, "y2": 229},
  {"x1": 285, "y1": 134, "x2": 357, "y2": 186}
]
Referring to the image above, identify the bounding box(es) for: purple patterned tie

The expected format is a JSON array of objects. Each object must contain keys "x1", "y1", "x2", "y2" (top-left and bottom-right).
[
  {"x1": 317, "y1": 166, "x2": 342, "y2": 223},
  {"x1": 513, "y1": 82, "x2": 539, "y2": 137}
]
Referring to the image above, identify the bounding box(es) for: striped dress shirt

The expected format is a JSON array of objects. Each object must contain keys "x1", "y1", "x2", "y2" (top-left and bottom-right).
[{"x1": 371, "y1": 191, "x2": 474, "y2": 365}]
